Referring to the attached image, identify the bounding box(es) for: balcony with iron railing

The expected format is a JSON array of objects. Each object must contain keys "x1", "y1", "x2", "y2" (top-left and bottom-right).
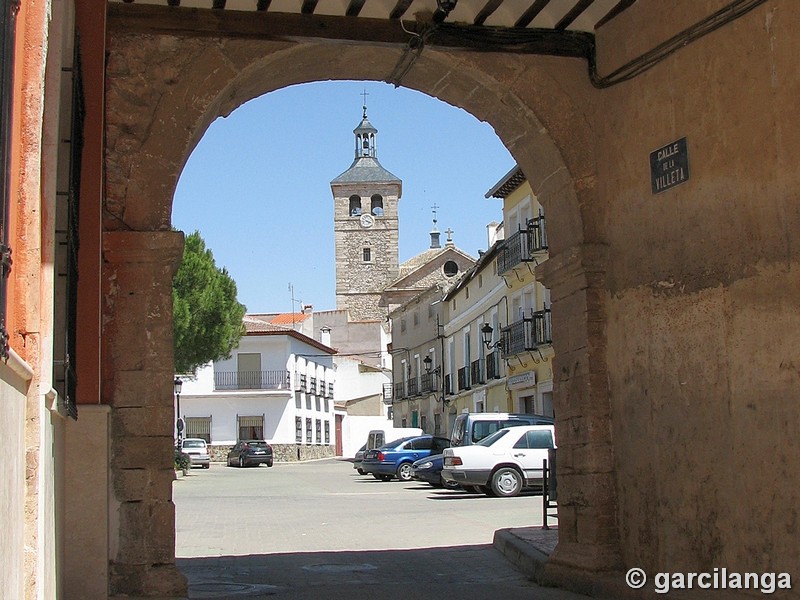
[
  {"x1": 215, "y1": 370, "x2": 290, "y2": 391},
  {"x1": 471, "y1": 358, "x2": 485, "y2": 386},
  {"x1": 309, "y1": 376, "x2": 317, "y2": 395},
  {"x1": 406, "y1": 377, "x2": 419, "y2": 397},
  {"x1": 394, "y1": 381, "x2": 405, "y2": 401},
  {"x1": 497, "y1": 216, "x2": 548, "y2": 275},
  {"x1": 327, "y1": 382, "x2": 334, "y2": 398},
  {"x1": 420, "y1": 371, "x2": 436, "y2": 394},
  {"x1": 500, "y1": 308, "x2": 553, "y2": 358},
  {"x1": 444, "y1": 374, "x2": 453, "y2": 396},
  {"x1": 486, "y1": 351, "x2": 501, "y2": 379},
  {"x1": 457, "y1": 366, "x2": 471, "y2": 391}
]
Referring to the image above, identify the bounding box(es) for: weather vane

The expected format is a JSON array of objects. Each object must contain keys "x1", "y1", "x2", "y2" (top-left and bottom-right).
[{"x1": 361, "y1": 89, "x2": 369, "y2": 117}]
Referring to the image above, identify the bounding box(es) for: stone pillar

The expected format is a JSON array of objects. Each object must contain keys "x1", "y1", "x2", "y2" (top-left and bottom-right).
[
  {"x1": 538, "y1": 243, "x2": 622, "y2": 575},
  {"x1": 102, "y1": 230, "x2": 187, "y2": 598}
]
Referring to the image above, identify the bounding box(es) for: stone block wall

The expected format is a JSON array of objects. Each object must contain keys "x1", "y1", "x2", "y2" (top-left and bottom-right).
[{"x1": 208, "y1": 444, "x2": 335, "y2": 463}]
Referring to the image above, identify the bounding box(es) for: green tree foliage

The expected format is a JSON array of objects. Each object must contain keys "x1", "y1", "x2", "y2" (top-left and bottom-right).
[{"x1": 173, "y1": 231, "x2": 246, "y2": 374}]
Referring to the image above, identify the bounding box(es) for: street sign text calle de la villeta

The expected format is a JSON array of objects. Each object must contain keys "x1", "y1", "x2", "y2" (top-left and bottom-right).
[{"x1": 650, "y1": 137, "x2": 689, "y2": 194}]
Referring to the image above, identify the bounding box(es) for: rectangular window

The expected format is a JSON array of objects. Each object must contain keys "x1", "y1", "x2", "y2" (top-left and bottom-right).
[
  {"x1": 295, "y1": 392, "x2": 302, "y2": 409},
  {"x1": 315, "y1": 419, "x2": 322, "y2": 445},
  {"x1": 295, "y1": 417, "x2": 302, "y2": 442},
  {"x1": 315, "y1": 397, "x2": 321, "y2": 412},
  {"x1": 324, "y1": 421, "x2": 330, "y2": 444},
  {"x1": 185, "y1": 417, "x2": 211, "y2": 443},
  {"x1": 305, "y1": 418, "x2": 312, "y2": 444},
  {"x1": 238, "y1": 415, "x2": 264, "y2": 441},
  {"x1": 363, "y1": 247, "x2": 371, "y2": 262}
]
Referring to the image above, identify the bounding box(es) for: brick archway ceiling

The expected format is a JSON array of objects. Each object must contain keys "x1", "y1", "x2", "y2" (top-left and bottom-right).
[{"x1": 108, "y1": 1, "x2": 637, "y2": 64}]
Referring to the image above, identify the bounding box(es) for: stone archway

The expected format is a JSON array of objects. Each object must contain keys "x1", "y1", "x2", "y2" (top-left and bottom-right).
[{"x1": 103, "y1": 34, "x2": 614, "y2": 596}]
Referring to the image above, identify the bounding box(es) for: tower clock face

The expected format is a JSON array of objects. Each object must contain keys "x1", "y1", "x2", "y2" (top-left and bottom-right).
[{"x1": 359, "y1": 213, "x2": 375, "y2": 228}]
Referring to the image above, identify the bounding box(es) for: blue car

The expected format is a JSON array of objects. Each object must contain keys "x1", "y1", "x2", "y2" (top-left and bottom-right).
[
  {"x1": 411, "y1": 453, "x2": 460, "y2": 489},
  {"x1": 361, "y1": 435, "x2": 450, "y2": 481}
]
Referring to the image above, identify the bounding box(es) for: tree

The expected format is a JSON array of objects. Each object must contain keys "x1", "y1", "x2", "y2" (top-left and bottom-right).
[{"x1": 173, "y1": 231, "x2": 246, "y2": 374}]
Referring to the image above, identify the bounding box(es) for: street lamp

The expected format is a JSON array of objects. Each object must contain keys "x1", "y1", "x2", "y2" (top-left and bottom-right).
[
  {"x1": 481, "y1": 323, "x2": 502, "y2": 350},
  {"x1": 423, "y1": 355, "x2": 448, "y2": 406},
  {"x1": 174, "y1": 376, "x2": 183, "y2": 446}
]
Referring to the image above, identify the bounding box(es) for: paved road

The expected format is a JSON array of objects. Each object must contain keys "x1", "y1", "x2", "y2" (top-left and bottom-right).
[{"x1": 174, "y1": 459, "x2": 587, "y2": 600}]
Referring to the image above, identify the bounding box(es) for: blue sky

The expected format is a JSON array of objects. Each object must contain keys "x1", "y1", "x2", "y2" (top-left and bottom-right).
[{"x1": 173, "y1": 81, "x2": 514, "y2": 314}]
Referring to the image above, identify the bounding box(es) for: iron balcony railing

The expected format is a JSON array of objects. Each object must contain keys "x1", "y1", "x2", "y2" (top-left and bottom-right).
[
  {"x1": 501, "y1": 308, "x2": 553, "y2": 358},
  {"x1": 497, "y1": 216, "x2": 548, "y2": 275},
  {"x1": 406, "y1": 377, "x2": 419, "y2": 397},
  {"x1": 215, "y1": 370, "x2": 290, "y2": 391},
  {"x1": 382, "y1": 383, "x2": 393, "y2": 405},
  {"x1": 296, "y1": 373, "x2": 307, "y2": 390},
  {"x1": 486, "y1": 351, "x2": 501, "y2": 379},
  {"x1": 327, "y1": 382, "x2": 334, "y2": 398},
  {"x1": 471, "y1": 358, "x2": 485, "y2": 385},
  {"x1": 457, "y1": 366, "x2": 471, "y2": 391},
  {"x1": 394, "y1": 381, "x2": 405, "y2": 400},
  {"x1": 309, "y1": 376, "x2": 317, "y2": 394},
  {"x1": 420, "y1": 371, "x2": 436, "y2": 394}
]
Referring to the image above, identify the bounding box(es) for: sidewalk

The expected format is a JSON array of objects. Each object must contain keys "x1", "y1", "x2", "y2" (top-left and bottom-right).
[{"x1": 493, "y1": 526, "x2": 559, "y2": 585}]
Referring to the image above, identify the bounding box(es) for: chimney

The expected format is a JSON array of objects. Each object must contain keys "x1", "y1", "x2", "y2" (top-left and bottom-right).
[{"x1": 320, "y1": 326, "x2": 332, "y2": 347}]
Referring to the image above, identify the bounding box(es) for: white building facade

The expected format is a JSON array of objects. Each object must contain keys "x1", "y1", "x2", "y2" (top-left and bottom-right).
[{"x1": 178, "y1": 319, "x2": 337, "y2": 461}]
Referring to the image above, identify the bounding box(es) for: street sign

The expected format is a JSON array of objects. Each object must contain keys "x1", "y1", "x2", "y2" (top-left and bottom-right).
[
  {"x1": 176, "y1": 418, "x2": 184, "y2": 432},
  {"x1": 650, "y1": 137, "x2": 689, "y2": 194}
]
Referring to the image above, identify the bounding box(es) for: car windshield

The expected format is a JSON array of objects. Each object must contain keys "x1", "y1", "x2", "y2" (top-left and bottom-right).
[
  {"x1": 477, "y1": 428, "x2": 511, "y2": 447},
  {"x1": 182, "y1": 440, "x2": 206, "y2": 448}
]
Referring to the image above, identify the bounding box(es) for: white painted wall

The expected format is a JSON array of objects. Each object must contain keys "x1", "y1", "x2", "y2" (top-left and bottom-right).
[{"x1": 177, "y1": 330, "x2": 336, "y2": 449}]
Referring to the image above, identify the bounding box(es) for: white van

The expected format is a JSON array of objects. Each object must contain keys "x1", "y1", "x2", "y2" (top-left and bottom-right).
[{"x1": 449, "y1": 413, "x2": 554, "y2": 448}]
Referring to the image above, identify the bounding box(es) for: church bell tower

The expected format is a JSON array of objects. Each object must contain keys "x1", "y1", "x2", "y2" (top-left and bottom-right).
[{"x1": 330, "y1": 99, "x2": 402, "y2": 321}]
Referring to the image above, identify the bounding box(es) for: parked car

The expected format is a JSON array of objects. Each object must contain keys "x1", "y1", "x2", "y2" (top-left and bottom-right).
[
  {"x1": 410, "y1": 453, "x2": 459, "y2": 489},
  {"x1": 227, "y1": 440, "x2": 274, "y2": 468},
  {"x1": 450, "y1": 412, "x2": 554, "y2": 448},
  {"x1": 361, "y1": 435, "x2": 450, "y2": 481},
  {"x1": 179, "y1": 438, "x2": 210, "y2": 469},
  {"x1": 353, "y1": 443, "x2": 366, "y2": 474},
  {"x1": 442, "y1": 425, "x2": 555, "y2": 497}
]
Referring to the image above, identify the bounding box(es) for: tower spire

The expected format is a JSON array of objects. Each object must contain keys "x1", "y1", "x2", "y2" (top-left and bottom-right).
[
  {"x1": 429, "y1": 203, "x2": 441, "y2": 249},
  {"x1": 353, "y1": 92, "x2": 377, "y2": 159}
]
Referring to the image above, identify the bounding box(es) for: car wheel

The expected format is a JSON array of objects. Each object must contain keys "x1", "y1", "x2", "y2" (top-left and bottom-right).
[
  {"x1": 371, "y1": 473, "x2": 382, "y2": 480},
  {"x1": 491, "y1": 467, "x2": 523, "y2": 497},
  {"x1": 439, "y1": 476, "x2": 459, "y2": 489},
  {"x1": 238, "y1": 456, "x2": 245, "y2": 468},
  {"x1": 357, "y1": 468, "x2": 365, "y2": 475},
  {"x1": 396, "y1": 463, "x2": 413, "y2": 482},
  {"x1": 267, "y1": 460, "x2": 274, "y2": 467},
  {"x1": 378, "y1": 474, "x2": 392, "y2": 482},
  {"x1": 480, "y1": 485, "x2": 495, "y2": 496}
]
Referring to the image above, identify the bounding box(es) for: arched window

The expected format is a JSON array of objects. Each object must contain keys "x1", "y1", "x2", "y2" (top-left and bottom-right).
[
  {"x1": 371, "y1": 194, "x2": 384, "y2": 216},
  {"x1": 349, "y1": 195, "x2": 362, "y2": 216}
]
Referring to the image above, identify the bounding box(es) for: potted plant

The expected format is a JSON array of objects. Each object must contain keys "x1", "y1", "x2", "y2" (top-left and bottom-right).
[{"x1": 174, "y1": 448, "x2": 191, "y2": 476}]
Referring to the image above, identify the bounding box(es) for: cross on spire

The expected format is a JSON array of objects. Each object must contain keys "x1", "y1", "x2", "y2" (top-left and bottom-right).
[
  {"x1": 431, "y1": 203, "x2": 440, "y2": 226},
  {"x1": 445, "y1": 227, "x2": 454, "y2": 241},
  {"x1": 361, "y1": 89, "x2": 369, "y2": 118}
]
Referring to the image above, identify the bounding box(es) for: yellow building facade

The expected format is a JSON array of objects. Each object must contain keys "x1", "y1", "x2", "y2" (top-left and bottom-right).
[{"x1": 486, "y1": 167, "x2": 554, "y2": 418}]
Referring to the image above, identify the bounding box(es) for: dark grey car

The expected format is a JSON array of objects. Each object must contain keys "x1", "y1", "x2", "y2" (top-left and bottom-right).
[{"x1": 227, "y1": 440, "x2": 274, "y2": 467}]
